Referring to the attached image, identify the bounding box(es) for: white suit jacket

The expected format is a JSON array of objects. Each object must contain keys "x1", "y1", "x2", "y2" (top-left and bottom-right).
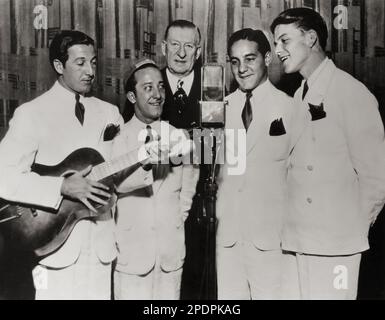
[
  {"x1": 0, "y1": 81, "x2": 152, "y2": 268},
  {"x1": 283, "y1": 58, "x2": 385, "y2": 256},
  {"x1": 114, "y1": 117, "x2": 199, "y2": 274},
  {"x1": 216, "y1": 80, "x2": 294, "y2": 250}
]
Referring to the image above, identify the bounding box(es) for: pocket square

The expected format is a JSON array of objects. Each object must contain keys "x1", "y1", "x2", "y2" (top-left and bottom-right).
[
  {"x1": 308, "y1": 103, "x2": 327, "y2": 121},
  {"x1": 103, "y1": 123, "x2": 120, "y2": 141},
  {"x1": 269, "y1": 118, "x2": 286, "y2": 136}
]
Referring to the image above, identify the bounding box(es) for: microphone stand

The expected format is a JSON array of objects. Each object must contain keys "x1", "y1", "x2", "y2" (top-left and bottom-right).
[
  {"x1": 198, "y1": 127, "x2": 223, "y2": 300},
  {"x1": 196, "y1": 63, "x2": 225, "y2": 300}
]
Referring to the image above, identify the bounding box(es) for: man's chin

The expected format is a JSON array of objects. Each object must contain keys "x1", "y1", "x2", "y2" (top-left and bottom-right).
[
  {"x1": 283, "y1": 63, "x2": 298, "y2": 74},
  {"x1": 79, "y1": 85, "x2": 93, "y2": 95}
]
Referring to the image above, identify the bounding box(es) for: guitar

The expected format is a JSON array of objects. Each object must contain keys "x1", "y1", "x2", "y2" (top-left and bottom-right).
[
  {"x1": 0, "y1": 137, "x2": 193, "y2": 260},
  {"x1": 0, "y1": 146, "x2": 145, "y2": 259}
]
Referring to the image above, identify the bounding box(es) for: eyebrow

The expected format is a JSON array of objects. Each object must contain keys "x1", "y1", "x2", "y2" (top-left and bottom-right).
[
  {"x1": 73, "y1": 56, "x2": 97, "y2": 62},
  {"x1": 230, "y1": 53, "x2": 258, "y2": 59},
  {"x1": 274, "y1": 33, "x2": 287, "y2": 46}
]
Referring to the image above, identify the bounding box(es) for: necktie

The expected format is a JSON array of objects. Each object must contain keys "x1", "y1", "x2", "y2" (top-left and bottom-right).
[
  {"x1": 145, "y1": 125, "x2": 154, "y2": 143},
  {"x1": 174, "y1": 80, "x2": 188, "y2": 114},
  {"x1": 144, "y1": 125, "x2": 158, "y2": 176},
  {"x1": 75, "y1": 93, "x2": 85, "y2": 125},
  {"x1": 302, "y1": 81, "x2": 309, "y2": 100},
  {"x1": 241, "y1": 91, "x2": 253, "y2": 131}
]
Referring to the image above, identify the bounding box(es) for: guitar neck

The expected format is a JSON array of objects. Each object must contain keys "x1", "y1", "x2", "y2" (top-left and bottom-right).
[{"x1": 88, "y1": 148, "x2": 143, "y2": 181}]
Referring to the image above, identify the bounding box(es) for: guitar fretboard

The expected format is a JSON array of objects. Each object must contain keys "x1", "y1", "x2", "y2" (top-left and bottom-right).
[{"x1": 88, "y1": 147, "x2": 143, "y2": 181}]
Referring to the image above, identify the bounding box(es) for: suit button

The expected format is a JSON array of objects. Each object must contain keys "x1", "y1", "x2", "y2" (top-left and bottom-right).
[
  {"x1": 307, "y1": 165, "x2": 314, "y2": 171},
  {"x1": 307, "y1": 198, "x2": 313, "y2": 204}
]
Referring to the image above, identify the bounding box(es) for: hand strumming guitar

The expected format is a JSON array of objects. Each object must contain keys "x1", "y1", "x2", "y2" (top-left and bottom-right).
[{"x1": 60, "y1": 165, "x2": 111, "y2": 213}]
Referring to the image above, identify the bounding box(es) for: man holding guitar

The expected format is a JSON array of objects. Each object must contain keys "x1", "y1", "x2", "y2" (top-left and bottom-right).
[{"x1": 0, "y1": 31, "x2": 165, "y2": 299}]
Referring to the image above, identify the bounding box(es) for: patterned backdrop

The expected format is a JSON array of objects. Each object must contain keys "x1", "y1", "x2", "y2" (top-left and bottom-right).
[{"x1": 1, "y1": 0, "x2": 384, "y2": 139}]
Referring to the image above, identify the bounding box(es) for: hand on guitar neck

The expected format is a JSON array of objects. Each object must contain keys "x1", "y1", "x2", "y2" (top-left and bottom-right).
[
  {"x1": 140, "y1": 138, "x2": 171, "y2": 167},
  {"x1": 60, "y1": 165, "x2": 111, "y2": 213}
]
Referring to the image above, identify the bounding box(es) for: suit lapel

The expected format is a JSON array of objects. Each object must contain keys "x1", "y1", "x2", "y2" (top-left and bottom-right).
[
  {"x1": 289, "y1": 90, "x2": 311, "y2": 152},
  {"x1": 289, "y1": 60, "x2": 337, "y2": 152},
  {"x1": 246, "y1": 84, "x2": 272, "y2": 155}
]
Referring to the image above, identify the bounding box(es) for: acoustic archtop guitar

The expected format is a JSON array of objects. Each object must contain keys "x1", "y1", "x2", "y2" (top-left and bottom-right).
[{"x1": 0, "y1": 146, "x2": 145, "y2": 259}]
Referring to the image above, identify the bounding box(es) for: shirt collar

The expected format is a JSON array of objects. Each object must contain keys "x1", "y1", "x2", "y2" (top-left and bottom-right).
[
  {"x1": 52, "y1": 80, "x2": 91, "y2": 106},
  {"x1": 166, "y1": 69, "x2": 195, "y2": 96},
  {"x1": 131, "y1": 114, "x2": 161, "y2": 132},
  {"x1": 302, "y1": 58, "x2": 336, "y2": 103},
  {"x1": 306, "y1": 57, "x2": 329, "y2": 88},
  {"x1": 236, "y1": 78, "x2": 271, "y2": 104}
]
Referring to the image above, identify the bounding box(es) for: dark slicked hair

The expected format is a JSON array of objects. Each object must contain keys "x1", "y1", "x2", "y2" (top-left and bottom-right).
[
  {"x1": 270, "y1": 7, "x2": 328, "y2": 51},
  {"x1": 164, "y1": 19, "x2": 201, "y2": 44},
  {"x1": 49, "y1": 30, "x2": 95, "y2": 73},
  {"x1": 228, "y1": 28, "x2": 271, "y2": 57}
]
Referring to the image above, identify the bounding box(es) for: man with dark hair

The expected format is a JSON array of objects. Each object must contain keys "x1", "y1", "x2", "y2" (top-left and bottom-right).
[
  {"x1": 216, "y1": 28, "x2": 294, "y2": 299},
  {"x1": 113, "y1": 58, "x2": 198, "y2": 299},
  {"x1": 0, "y1": 30, "x2": 158, "y2": 299},
  {"x1": 271, "y1": 8, "x2": 385, "y2": 299}
]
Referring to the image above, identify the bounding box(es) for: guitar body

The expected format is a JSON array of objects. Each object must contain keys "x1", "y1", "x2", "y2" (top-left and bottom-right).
[{"x1": 0, "y1": 148, "x2": 115, "y2": 260}]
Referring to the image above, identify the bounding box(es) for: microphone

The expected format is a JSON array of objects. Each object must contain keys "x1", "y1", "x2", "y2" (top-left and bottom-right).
[{"x1": 200, "y1": 64, "x2": 226, "y2": 128}]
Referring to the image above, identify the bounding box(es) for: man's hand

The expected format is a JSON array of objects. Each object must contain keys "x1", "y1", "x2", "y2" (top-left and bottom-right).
[
  {"x1": 140, "y1": 139, "x2": 170, "y2": 166},
  {"x1": 60, "y1": 165, "x2": 111, "y2": 212}
]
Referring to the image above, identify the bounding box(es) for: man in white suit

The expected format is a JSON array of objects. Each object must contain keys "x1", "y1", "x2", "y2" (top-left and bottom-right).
[
  {"x1": 216, "y1": 29, "x2": 294, "y2": 299},
  {"x1": 0, "y1": 31, "x2": 158, "y2": 299},
  {"x1": 113, "y1": 59, "x2": 199, "y2": 300},
  {"x1": 271, "y1": 8, "x2": 385, "y2": 299}
]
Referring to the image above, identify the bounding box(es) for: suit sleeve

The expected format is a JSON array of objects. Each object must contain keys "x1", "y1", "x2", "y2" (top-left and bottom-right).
[
  {"x1": 343, "y1": 83, "x2": 385, "y2": 225},
  {"x1": 0, "y1": 106, "x2": 63, "y2": 209},
  {"x1": 180, "y1": 163, "x2": 199, "y2": 221},
  {"x1": 111, "y1": 121, "x2": 153, "y2": 194},
  {"x1": 179, "y1": 128, "x2": 199, "y2": 221}
]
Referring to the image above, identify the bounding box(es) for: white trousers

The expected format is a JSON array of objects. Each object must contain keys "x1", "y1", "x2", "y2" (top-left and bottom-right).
[
  {"x1": 114, "y1": 264, "x2": 182, "y2": 300},
  {"x1": 217, "y1": 241, "x2": 283, "y2": 300},
  {"x1": 281, "y1": 251, "x2": 361, "y2": 300},
  {"x1": 33, "y1": 247, "x2": 112, "y2": 300}
]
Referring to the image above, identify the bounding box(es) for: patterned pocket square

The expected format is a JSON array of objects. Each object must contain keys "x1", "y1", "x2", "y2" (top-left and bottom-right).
[
  {"x1": 103, "y1": 123, "x2": 120, "y2": 141},
  {"x1": 308, "y1": 103, "x2": 327, "y2": 121},
  {"x1": 269, "y1": 118, "x2": 286, "y2": 136}
]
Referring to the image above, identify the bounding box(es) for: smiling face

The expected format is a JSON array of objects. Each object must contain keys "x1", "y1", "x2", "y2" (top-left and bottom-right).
[
  {"x1": 161, "y1": 26, "x2": 201, "y2": 78},
  {"x1": 229, "y1": 39, "x2": 270, "y2": 92},
  {"x1": 53, "y1": 44, "x2": 96, "y2": 95},
  {"x1": 128, "y1": 67, "x2": 165, "y2": 124},
  {"x1": 273, "y1": 23, "x2": 313, "y2": 75}
]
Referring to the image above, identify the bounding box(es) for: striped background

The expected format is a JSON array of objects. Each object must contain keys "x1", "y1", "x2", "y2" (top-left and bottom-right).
[{"x1": 0, "y1": 0, "x2": 384, "y2": 138}]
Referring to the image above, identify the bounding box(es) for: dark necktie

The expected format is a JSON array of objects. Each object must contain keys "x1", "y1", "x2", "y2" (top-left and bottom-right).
[
  {"x1": 302, "y1": 81, "x2": 309, "y2": 100},
  {"x1": 241, "y1": 91, "x2": 253, "y2": 131},
  {"x1": 144, "y1": 125, "x2": 158, "y2": 176},
  {"x1": 145, "y1": 124, "x2": 154, "y2": 143},
  {"x1": 174, "y1": 80, "x2": 188, "y2": 114},
  {"x1": 75, "y1": 93, "x2": 85, "y2": 125}
]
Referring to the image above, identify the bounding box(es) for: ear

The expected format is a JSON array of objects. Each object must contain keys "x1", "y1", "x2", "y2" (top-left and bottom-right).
[
  {"x1": 305, "y1": 29, "x2": 318, "y2": 48},
  {"x1": 53, "y1": 59, "x2": 64, "y2": 75},
  {"x1": 126, "y1": 91, "x2": 136, "y2": 104},
  {"x1": 161, "y1": 40, "x2": 167, "y2": 57},
  {"x1": 264, "y1": 51, "x2": 272, "y2": 67},
  {"x1": 195, "y1": 46, "x2": 202, "y2": 60}
]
